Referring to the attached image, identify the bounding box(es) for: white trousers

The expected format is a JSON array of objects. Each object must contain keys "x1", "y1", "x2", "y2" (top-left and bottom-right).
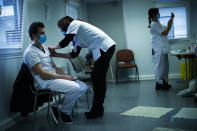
[
  {"x1": 154, "y1": 53, "x2": 169, "y2": 84},
  {"x1": 46, "y1": 79, "x2": 87, "y2": 115}
]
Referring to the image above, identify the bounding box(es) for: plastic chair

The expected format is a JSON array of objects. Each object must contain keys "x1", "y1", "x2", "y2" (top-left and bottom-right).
[{"x1": 116, "y1": 49, "x2": 139, "y2": 82}]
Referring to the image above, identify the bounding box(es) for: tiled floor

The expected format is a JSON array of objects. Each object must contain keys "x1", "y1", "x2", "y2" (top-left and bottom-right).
[
  {"x1": 5, "y1": 80, "x2": 197, "y2": 131},
  {"x1": 121, "y1": 106, "x2": 174, "y2": 118}
]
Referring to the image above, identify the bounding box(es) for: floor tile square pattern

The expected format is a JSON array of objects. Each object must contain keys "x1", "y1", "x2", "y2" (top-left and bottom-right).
[
  {"x1": 121, "y1": 106, "x2": 174, "y2": 118},
  {"x1": 153, "y1": 127, "x2": 192, "y2": 131},
  {"x1": 173, "y1": 108, "x2": 197, "y2": 119}
]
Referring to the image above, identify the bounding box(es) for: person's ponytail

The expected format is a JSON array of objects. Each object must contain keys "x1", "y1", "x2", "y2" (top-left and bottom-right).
[
  {"x1": 148, "y1": 8, "x2": 159, "y2": 28},
  {"x1": 148, "y1": 16, "x2": 151, "y2": 28}
]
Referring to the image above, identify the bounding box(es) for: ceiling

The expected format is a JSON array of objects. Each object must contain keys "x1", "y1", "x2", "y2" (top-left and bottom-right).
[
  {"x1": 84, "y1": 0, "x2": 118, "y2": 4},
  {"x1": 156, "y1": 0, "x2": 187, "y2": 2},
  {"x1": 84, "y1": 0, "x2": 188, "y2": 4}
]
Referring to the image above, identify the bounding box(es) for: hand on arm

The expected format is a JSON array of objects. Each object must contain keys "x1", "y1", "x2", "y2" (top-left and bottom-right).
[
  {"x1": 49, "y1": 49, "x2": 72, "y2": 59},
  {"x1": 48, "y1": 45, "x2": 63, "y2": 57},
  {"x1": 162, "y1": 12, "x2": 175, "y2": 35},
  {"x1": 48, "y1": 44, "x2": 62, "y2": 50},
  {"x1": 48, "y1": 34, "x2": 75, "y2": 58}
]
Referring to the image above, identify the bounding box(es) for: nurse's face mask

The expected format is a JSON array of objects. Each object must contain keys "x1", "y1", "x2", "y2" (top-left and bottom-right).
[
  {"x1": 157, "y1": 13, "x2": 160, "y2": 19},
  {"x1": 61, "y1": 30, "x2": 66, "y2": 35},
  {"x1": 60, "y1": 23, "x2": 69, "y2": 35}
]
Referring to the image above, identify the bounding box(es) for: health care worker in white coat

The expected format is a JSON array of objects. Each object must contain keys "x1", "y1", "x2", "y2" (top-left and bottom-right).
[
  {"x1": 148, "y1": 8, "x2": 174, "y2": 90},
  {"x1": 49, "y1": 16, "x2": 116, "y2": 119},
  {"x1": 24, "y1": 22, "x2": 87, "y2": 124}
]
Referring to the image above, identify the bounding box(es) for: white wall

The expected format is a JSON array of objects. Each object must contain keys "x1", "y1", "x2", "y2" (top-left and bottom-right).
[
  {"x1": 0, "y1": 57, "x2": 23, "y2": 130},
  {"x1": 123, "y1": 0, "x2": 190, "y2": 80},
  {"x1": 87, "y1": 2, "x2": 126, "y2": 82},
  {"x1": 86, "y1": 0, "x2": 190, "y2": 81},
  {"x1": 0, "y1": 0, "x2": 87, "y2": 129},
  {"x1": 190, "y1": 0, "x2": 197, "y2": 41}
]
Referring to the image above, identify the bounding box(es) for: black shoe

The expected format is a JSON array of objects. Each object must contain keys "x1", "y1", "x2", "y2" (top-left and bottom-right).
[
  {"x1": 61, "y1": 113, "x2": 73, "y2": 124},
  {"x1": 194, "y1": 94, "x2": 197, "y2": 103},
  {"x1": 85, "y1": 108, "x2": 104, "y2": 119},
  {"x1": 51, "y1": 106, "x2": 59, "y2": 125},
  {"x1": 163, "y1": 80, "x2": 172, "y2": 88},
  {"x1": 155, "y1": 83, "x2": 164, "y2": 90},
  {"x1": 155, "y1": 82, "x2": 171, "y2": 91},
  {"x1": 167, "y1": 84, "x2": 172, "y2": 88},
  {"x1": 164, "y1": 85, "x2": 171, "y2": 90}
]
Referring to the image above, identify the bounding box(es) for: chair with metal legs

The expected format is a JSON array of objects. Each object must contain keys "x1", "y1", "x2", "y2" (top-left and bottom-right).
[
  {"x1": 29, "y1": 84, "x2": 53, "y2": 127},
  {"x1": 69, "y1": 56, "x2": 94, "y2": 109},
  {"x1": 22, "y1": 63, "x2": 69, "y2": 127},
  {"x1": 31, "y1": 86, "x2": 64, "y2": 128},
  {"x1": 116, "y1": 49, "x2": 139, "y2": 82}
]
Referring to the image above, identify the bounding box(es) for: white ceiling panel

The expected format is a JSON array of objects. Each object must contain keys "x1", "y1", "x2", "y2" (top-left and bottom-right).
[
  {"x1": 85, "y1": 0, "x2": 116, "y2": 4},
  {"x1": 85, "y1": 0, "x2": 189, "y2": 4}
]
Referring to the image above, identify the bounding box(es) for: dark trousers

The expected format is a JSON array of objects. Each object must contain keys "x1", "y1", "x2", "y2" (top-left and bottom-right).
[{"x1": 91, "y1": 45, "x2": 115, "y2": 110}]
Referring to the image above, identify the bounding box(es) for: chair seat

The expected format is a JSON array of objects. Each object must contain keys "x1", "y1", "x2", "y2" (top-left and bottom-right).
[
  {"x1": 117, "y1": 63, "x2": 137, "y2": 68},
  {"x1": 36, "y1": 89, "x2": 52, "y2": 94},
  {"x1": 116, "y1": 49, "x2": 139, "y2": 82},
  {"x1": 85, "y1": 68, "x2": 92, "y2": 74},
  {"x1": 77, "y1": 73, "x2": 91, "y2": 81}
]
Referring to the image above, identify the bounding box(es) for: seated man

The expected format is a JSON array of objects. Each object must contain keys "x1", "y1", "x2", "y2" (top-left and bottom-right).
[{"x1": 23, "y1": 22, "x2": 87, "y2": 124}]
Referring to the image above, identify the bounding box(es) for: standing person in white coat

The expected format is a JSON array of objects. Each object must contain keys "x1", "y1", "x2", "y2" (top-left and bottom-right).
[
  {"x1": 148, "y1": 8, "x2": 174, "y2": 90},
  {"x1": 48, "y1": 16, "x2": 116, "y2": 119}
]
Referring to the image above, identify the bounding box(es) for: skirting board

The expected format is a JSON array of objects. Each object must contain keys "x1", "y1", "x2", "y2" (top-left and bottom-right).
[
  {"x1": 0, "y1": 113, "x2": 23, "y2": 131},
  {"x1": 0, "y1": 92, "x2": 65, "y2": 130},
  {"x1": 0, "y1": 100, "x2": 54, "y2": 130},
  {"x1": 129, "y1": 74, "x2": 181, "y2": 80},
  {"x1": 107, "y1": 74, "x2": 181, "y2": 83}
]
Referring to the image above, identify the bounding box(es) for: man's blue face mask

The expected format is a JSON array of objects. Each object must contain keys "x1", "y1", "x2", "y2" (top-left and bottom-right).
[
  {"x1": 38, "y1": 35, "x2": 47, "y2": 44},
  {"x1": 61, "y1": 30, "x2": 66, "y2": 35}
]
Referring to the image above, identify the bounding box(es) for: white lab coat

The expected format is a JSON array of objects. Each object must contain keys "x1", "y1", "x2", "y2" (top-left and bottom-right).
[
  {"x1": 23, "y1": 44, "x2": 87, "y2": 115},
  {"x1": 67, "y1": 20, "x2": 116, "y2": 61},
  {"x1": 150, "y1": 21, "x2": 170, "y2": 84}
]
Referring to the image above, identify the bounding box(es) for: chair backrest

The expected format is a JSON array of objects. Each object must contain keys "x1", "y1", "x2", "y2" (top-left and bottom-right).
[
  {"x1": 20, "y1": 63, "x2": 36, "y2": 94},
  {"x1": 77, "y1": 55, "x2": 87, "y2": 68},
  {"x1": 116, "y1": 49, "x2": 135, "y2": 62},
  {"x1": 11, "y1": 63, "x2": 52, "y2": 116},
  {"x1": 69, "y1": 56, "x2": 86, "y2": 73}
]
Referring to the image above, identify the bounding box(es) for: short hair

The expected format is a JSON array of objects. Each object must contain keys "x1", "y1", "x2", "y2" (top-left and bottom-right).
[
  {"x1": 28, "y1": 22, "x2": 45, "y2": 41},
  {"x1": 57, "y1": 16, "x2": 74, "y2": 29}
]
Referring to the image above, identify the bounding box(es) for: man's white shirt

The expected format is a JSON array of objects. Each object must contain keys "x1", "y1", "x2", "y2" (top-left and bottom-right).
[{"x1": 23, "y1": 44, "x2": 55, "y2": 89}]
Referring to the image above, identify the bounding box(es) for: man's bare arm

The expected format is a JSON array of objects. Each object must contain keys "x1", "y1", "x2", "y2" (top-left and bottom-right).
[{"x1": 32, "y1": 63, "x2": 76, "y2": 81}]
